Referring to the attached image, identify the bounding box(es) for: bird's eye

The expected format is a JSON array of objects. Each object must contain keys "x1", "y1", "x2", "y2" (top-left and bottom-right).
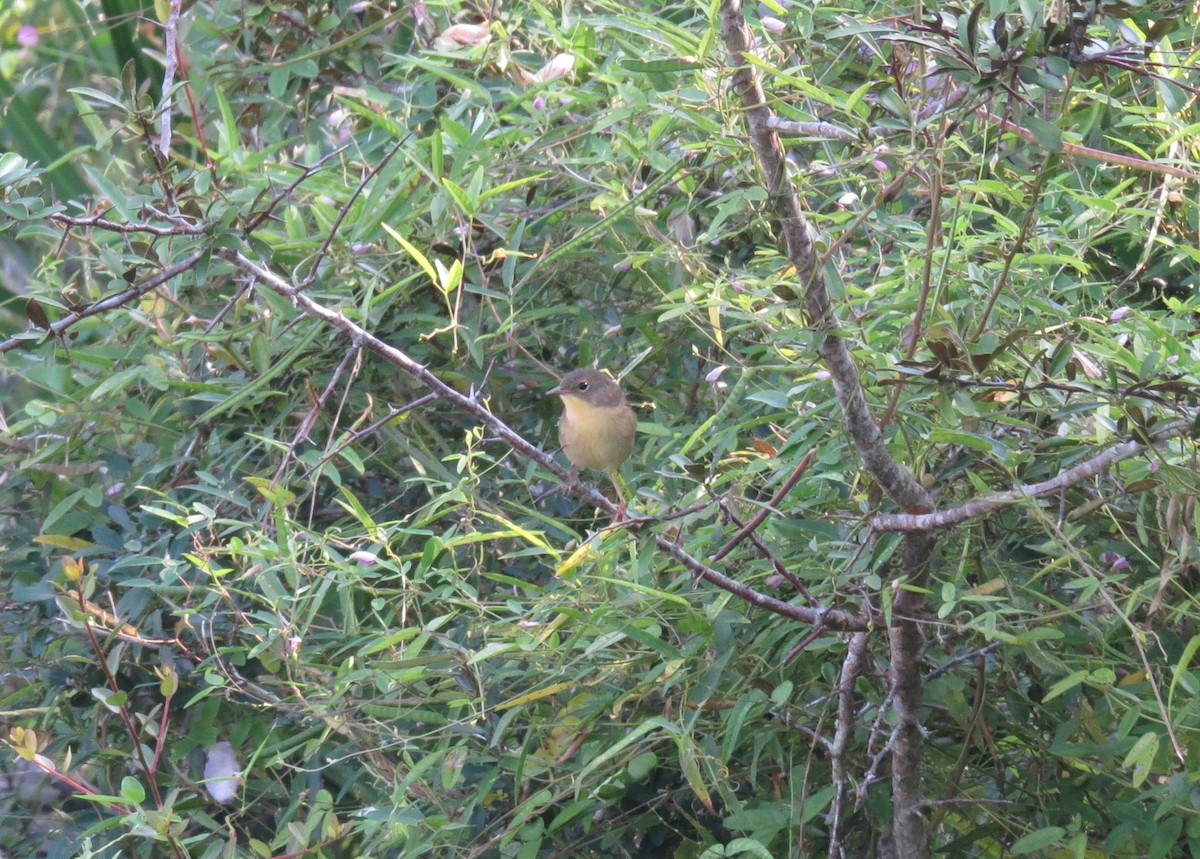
[{"x1": 577, "y1": 381, "x2": 589, "y2": 391}]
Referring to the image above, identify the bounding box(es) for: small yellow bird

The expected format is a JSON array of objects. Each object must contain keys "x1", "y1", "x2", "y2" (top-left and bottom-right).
[{"x1": 548, "y1": 368, "x2": 637, "y2": 517}]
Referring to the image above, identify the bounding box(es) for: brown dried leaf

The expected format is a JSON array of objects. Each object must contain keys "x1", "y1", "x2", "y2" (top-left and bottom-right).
[
  {"x1": 532, "y1": 53, "x2": 575, "y2": 83},
  {"x1": 435, "y1": 23, "x2": 492, "y2": 51}
]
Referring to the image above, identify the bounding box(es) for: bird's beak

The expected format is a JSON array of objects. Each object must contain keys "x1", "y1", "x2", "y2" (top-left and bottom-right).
[{"x1": 546, "y1": 383, "x2": 565, "y2": 398}]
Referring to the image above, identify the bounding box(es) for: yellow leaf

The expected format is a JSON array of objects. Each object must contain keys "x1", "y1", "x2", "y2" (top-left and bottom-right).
[
  {"x1": 495, "y1": 681, "x2": 578, "y2": 712},
  {"x1": 708, "y1": 304, "x2": 724, "y2": 349},
  {"x1": 968, "y1": 578, "x2": 1006, "y2": 596},
  {"x1": 556, "y1": 539, "x2": 599, "y2": 578},
  {"x1": 1119, "y1": 669, "x2": 1147, "y2": 687},
  {"x1": 62, "y1": 556, "x2": 87, "y2": 583},
  {"x1": 155, "y1": 665, "x2": 179, "y2": 697},
  {"x1": 484, "y1": 248, "x2": 536, "y2": 264}
]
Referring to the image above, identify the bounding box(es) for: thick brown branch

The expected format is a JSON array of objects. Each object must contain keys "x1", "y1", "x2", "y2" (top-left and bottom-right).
[
  {"x1": 718, "y1": 0, "x2": 933, "y2": 514},
  {"x1": 719, "y1": 7, "x2": 940, "y2": 855},
  {"x1": 889, "y1": 532, "x2": 935, "y2": 859}
]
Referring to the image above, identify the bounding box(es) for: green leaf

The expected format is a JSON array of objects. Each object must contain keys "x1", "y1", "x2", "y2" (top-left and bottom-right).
[
  {"x1": 440, "y1": 177, "x2": 475, "y2": 216},
  {"x1": 927, "y1": 428, "x2": 1009, "y2": 461},
  {"x1": 1023, "y1": 115, "x2": 1063, "y2": 152},
  {"x1": 120, "y1": 776, "x2": 146, "y2": 804},
  {"x1": 1042, "y1": 670, "x2": 1088, "y2": 702},
  {"x1": 699, "y1": 837, "x2": 775, "y2": 858},
  {"x1": 67, "y1": 87, "x2": 129, "y2": 112},
  {"x1": 1123, "y1": 731, "x2": 1160, "y2": 788},
  {"x1": 678, "y1": 737, "x2": 713, "y2": 811},
  {"x1": 621, "y1": 58, "x2": 705, "y2": 73},
  {"x1": 268, "y1": 68, "x2": 290, "y2": 99},
  {"x1": 627, "y1": 751, "x2": 658, "y2": 781},
  {"x1": 1169, "y1": 634, "x2": 1200, "y2": 706},
  {"x1": 1011, "y1": 827, "x2": 1065, "y2": 853}
]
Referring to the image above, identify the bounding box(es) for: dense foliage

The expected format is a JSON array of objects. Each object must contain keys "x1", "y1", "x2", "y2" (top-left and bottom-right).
[{"x1": 2, "y1": 0, "x2": 1199, "y2": 856}]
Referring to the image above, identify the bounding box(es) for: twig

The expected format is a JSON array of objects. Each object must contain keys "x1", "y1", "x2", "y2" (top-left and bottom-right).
[
  {"x1": 0, "y1": 249, "x2": 207, "y2": 354},
  {"x1": 203, "y1": 276, "x2": 256, "y2": 335},
  {"x1": 928, "y1": 654, "x2": 987, "y2": 833},
  {"x1": 712, "y1": 448, "x2": 815, "y2": 561},
  {"x1": 971, "y1": 161, "x2": 1054, "y2": 340},
  {"x1": 871, "y1": 427, "x2": 1190, "y2": 533},
  {"x1": 981, "y1": 110, "x2": 1200, "y2": 182},
  {"x1": 715, "y1": 497, "x2": 817, "y2": 604},
  {"x1": 880, "y1": 143, "x2": 945, "y2": 430},
  {"x1": 1, "y1": 752, "x2": 123, "y2": 815},
  {"x1": 49, "y1": 213, "x2": 205, "y2": 236},
  {"x1": 75, "y1": 606, "x2": 187, "y2": 859},
  {"x1": 828, "y1": 632, "x2": 870, "y2": 859},
  {"x1": 300, "y1": 136, "x2": 410, "y2": 290},
  {"x1": 765, "y1": 117, "x2": 860, "y2": 142},
  {"x1": 926, "y1": 640, "x2": 1003, "y2": 680},
  {"x1": 1026, "y1": 502, "x2": 1187, "y2": 765},
  {"x1": 306, "y1": 392, "x2": 440, "y2": 476},
  {"x1": 857, "y1": 696, "x2": 897, "y2": 808},
  {"x1": 159, "y1": 0, "x2": 182, "y2": 156},
  {"x1": 270, "y1": 341, "x2": 362, "y2": 489},
  {"x1": 242, "y1": 146, "x2": 348, "y2": 234}
]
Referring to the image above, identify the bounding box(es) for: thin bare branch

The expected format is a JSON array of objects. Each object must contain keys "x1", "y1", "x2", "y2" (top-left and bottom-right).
[
  {"x1": 717, "y1": 497, "x2": 817, "y2": 604},
  {"x1": 50, "y1": 213, "x2": 205, "y2": 236},
  {"x1": 828, "y1": 631, "x2": 870, "y2": 859},
  {"x1": 300, "y1": 136, "x2": 410, "y2": 290},
  {"x1": 0, "y1": 248, "x2": 208, "y2": 354},
  {"x1": 242, "y1": 147, "x2": 348, "y2": 234},
  {"x1": 159, "y1": 0, "x2": 182, "y2": 156},
  {"x1": 871, "y1": 427, "x2": 1190, "y2": 533},
  {"x1": 306, "y1": 392, "x2": 440, "y2": 477},
  {"x1": 270, "y1": 342, "x2": 362, "y2": 489},
  {"x1": 981, "y1": 110, "x2": 1200, "y2": 182},
  {"x1": 712, "y1": 448, "x2": 815, "y2": 561},
  {"x1": 972, "y1": 161, "x2": 1054, "y2": 340}
]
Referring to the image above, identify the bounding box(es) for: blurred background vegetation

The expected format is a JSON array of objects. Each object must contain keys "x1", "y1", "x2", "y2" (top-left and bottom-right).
[{"x1": 1, "y1": 0, "x2": 1199, "y2": 856}]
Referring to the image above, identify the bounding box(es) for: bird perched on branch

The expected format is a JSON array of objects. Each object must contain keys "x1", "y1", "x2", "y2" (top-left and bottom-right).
[{"x1": 548, "y1": 368, "x2": 637, "y2": 519}]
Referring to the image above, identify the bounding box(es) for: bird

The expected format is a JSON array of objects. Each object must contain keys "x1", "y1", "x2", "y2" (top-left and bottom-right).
[{"x1": 548, "y1": 368, "x2": 638, "y2": 518}]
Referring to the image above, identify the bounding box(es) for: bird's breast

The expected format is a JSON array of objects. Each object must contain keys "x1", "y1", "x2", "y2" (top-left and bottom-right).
[{"x1": 558, "y1": 399, "x2": 636, "y2": 472}]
